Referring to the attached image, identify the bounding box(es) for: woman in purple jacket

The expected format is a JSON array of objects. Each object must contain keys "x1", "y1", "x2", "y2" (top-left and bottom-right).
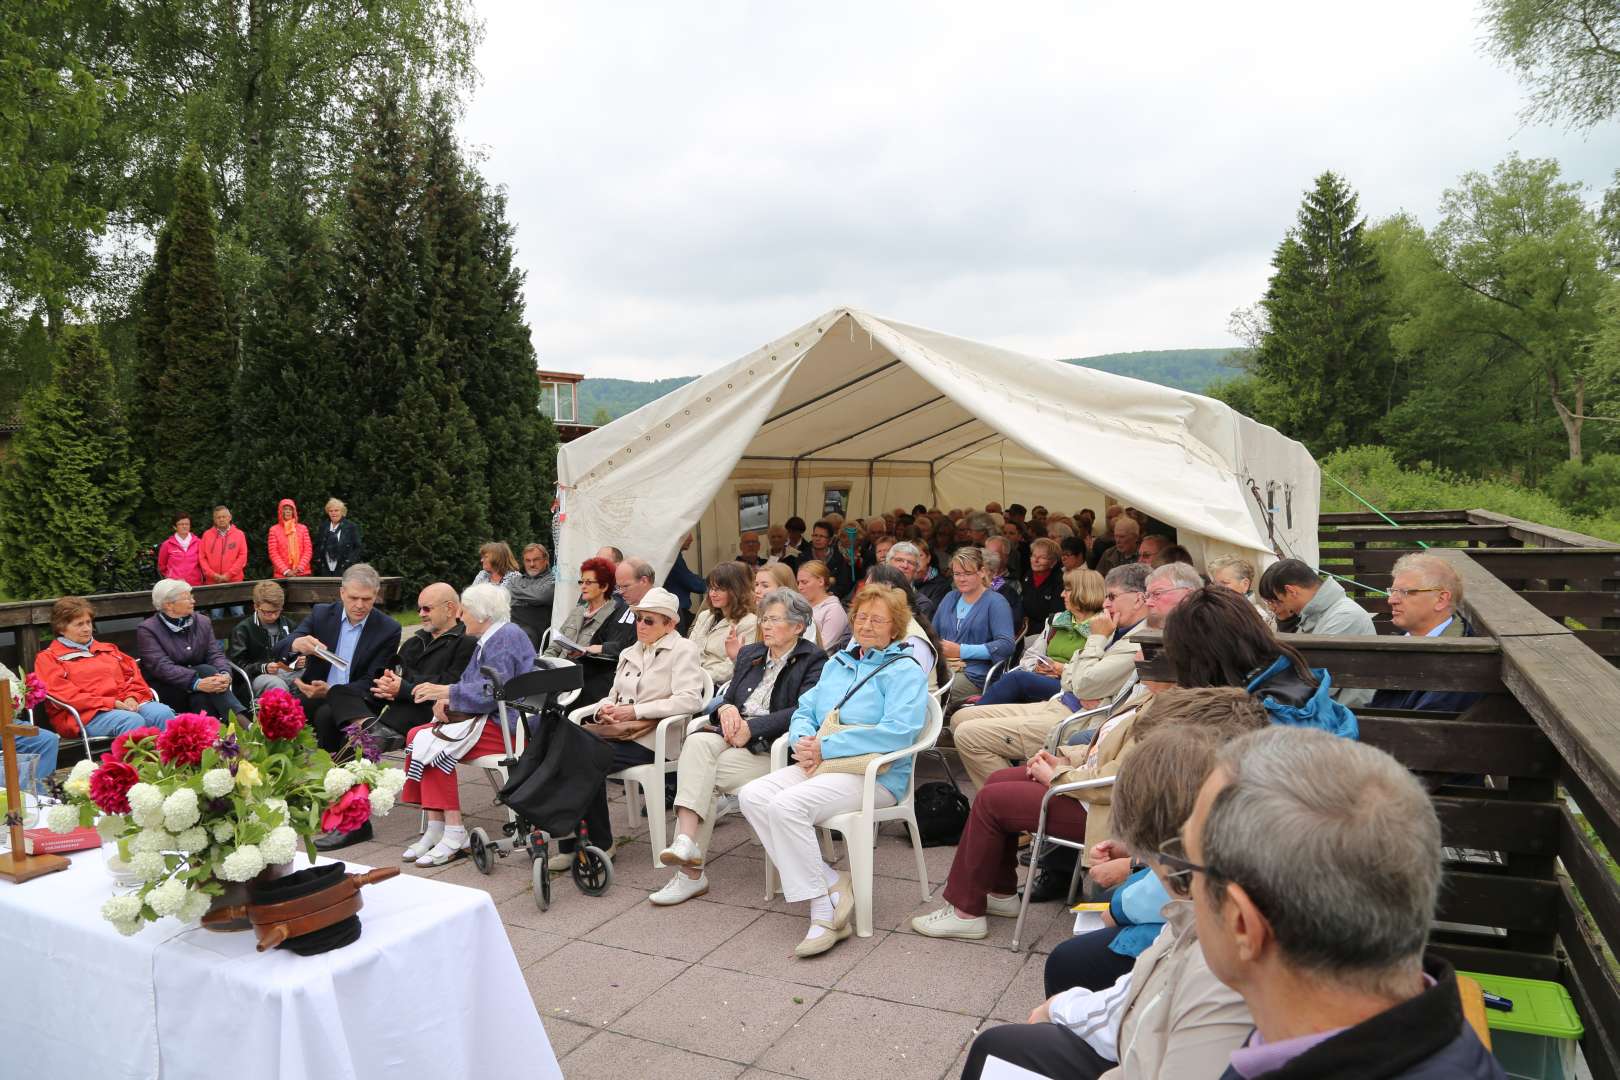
[{"x1": 136, "y1": 579, "x2": 246, "y2": 719}]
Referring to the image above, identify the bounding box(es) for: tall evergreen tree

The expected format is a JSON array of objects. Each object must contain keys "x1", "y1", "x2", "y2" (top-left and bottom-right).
[
  {"x1": 1243, "y1": 172, "x2": 1400, "y2": 455},
  {"x1": 0, "y1": 328, "x2": 142, "y2": 597},
  {"x1": 340, "y1": 83, "x2": 486, "y2": 591},
  {"x1": 417, "y1": 101, "x2": 555, "y2": 546},
  {"x1": 226, "y1": 184, "x2": 349, "y2": 578},
  {"x1": 130, "y1": 227, "x2": 172, "y2": 456}
]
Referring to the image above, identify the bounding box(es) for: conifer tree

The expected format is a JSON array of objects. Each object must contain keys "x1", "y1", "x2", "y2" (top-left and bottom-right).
[
  {"x1": 0, "y1": 328, "x2": 142, "y2": 597},
  {"x1": 1244, "y1": 172, "x2": 1400, "y2": 455},
  {"x1": 226, "y1": 184, "x2": 349, "y2": 578},
  {"x1": 130, "y1": 227, "x2": 171, "y2": 455},
  {"x1": 340, "y1": 83, "x2": 487, "y2": 591}
]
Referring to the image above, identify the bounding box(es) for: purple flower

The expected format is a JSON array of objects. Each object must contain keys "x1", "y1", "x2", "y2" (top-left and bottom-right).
[
  {"x1": 215, "y1": 732, "x2": 241, "y2": 760},
  {"x1": 343, "y1": 722, "x2": 381, "y2": 763}
]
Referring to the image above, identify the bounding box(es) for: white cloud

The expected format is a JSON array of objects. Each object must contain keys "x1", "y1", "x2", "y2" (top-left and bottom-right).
[{"x1": 461, "y1": 0, "x2": 1620, "y2": 381}]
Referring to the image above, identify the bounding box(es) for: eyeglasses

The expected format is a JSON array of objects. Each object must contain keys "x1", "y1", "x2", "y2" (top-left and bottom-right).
[
  {"x1": 1145, "y1": 586, "x2": 1189, "y2": 601},
  {"x1": 759, "y1": 615, "x2": 793, "y2": 627},
  {"x1": 852, "y1": 613, "x2": 892, "y2": 626},
  {"x1": 1387, "y1": 587, "x2": 1444, "y2": 599},
  {"x1": 1103, "y1": 589, "x2": 1143, "y2": 602},
  {"x1": 635, "y1": 615, "x2": 661, "y2": 626},
  {"x1": 417, "y1": 601, "x2": 442, "y2": 614},
  {"x1": 1152, "y1": 837, "x2": 1212, "y2": 885}
]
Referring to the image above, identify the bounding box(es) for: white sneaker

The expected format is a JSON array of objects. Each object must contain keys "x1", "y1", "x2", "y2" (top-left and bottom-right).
[
  {"x1": 658, "y1": 833, "x2": 704, "y2": 868},
  {"x1": 714, "y1": 794, "x2": 741, "y2": 821},
  {"x1": 414, "y1": 838, "x2": 465, "y2": 867},
  {"x1": 910, "y1": 905, "x2": 988, "y2": 940},
  {"x1": 649, "y1": 871, "x2": 710, "y2": 906},
  {"x1": 986, "y1": 893, "x2": 1022, "y2": 918}
]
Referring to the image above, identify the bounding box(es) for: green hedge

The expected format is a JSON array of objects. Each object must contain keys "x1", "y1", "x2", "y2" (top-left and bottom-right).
[{"x1": 1319, "y1": 446, "x2": 1620, "y2": 544}]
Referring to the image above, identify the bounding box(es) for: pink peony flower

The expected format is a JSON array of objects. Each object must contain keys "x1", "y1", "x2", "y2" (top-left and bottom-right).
[
  {"x1": 88, "y1": 758, "x2": 139, "y2": 814},
  {"x1": 256, "y1": 688, "x2": 307, "y2": 741},
  {"x1": 320, "y1": 783, "x2": 372, "y2": 834},
  {"x1": 23, "y1": 673, "x2": 46, "y2": 710},
  {"x1": 109, "y1": 726, "x2": 163, "y2": 764},
  {"x1": 154, "y1": 712, "x2": 220, "y2": 767}
]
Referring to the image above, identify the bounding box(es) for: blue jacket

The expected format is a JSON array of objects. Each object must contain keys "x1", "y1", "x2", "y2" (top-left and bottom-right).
[
  {"x1": 448, "y1": 621, "x2": 537, "y2": 724},
  {"x1": 663, "y1": 553, "x2": 707, "y2": 614},
  {"x1": 788, "y1": 640, "x2": 929, "y2": 803},
  {"x1": 1370, "y1": 616, "x2": 1483, "y2": 714},
  {"x1": 1108, "y1": 867, "x2": 1171, "y2": 958},
  {"x1": 932, "y1": 589, "x2": 1015, "y2": 687}
]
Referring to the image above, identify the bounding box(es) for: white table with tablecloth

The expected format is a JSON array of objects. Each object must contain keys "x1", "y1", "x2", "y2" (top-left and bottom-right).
[{"x1": 0, "y1": 844, "x2": 560, "y2": 1080}]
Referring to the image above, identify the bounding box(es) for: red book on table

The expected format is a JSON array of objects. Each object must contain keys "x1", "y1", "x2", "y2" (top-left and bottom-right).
[{"x1": 23, "y1": 826, "x2": 101, "y2": 855}]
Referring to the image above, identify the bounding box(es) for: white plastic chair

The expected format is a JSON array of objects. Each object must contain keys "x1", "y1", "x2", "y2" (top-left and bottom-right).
[
  {"x1": 762, "y1": 694, "x2": 945, "y2": 937},
  {"x1": 570, "y1": 669, "x2": 714, "y2": 866}
]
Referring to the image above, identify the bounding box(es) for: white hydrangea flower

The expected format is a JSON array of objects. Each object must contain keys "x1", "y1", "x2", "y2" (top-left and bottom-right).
[
  {"x1": 45, "y1": 802, "x2": 80, "y2": 834},
  {"x1": 211, "y1": 820, "x2": 235, "y2": 843},
  {"x1": 376, "y1": 767, "x2": 406, "y2": 796},
  {"x1": 68, "y1": 759, "x2": 95, "y2": 782},
  {"x1": 218, "y1": 844, "x2": 266, "y2": 883},
  {"x1": 367, "y1": 789, "x2": 395, "y2": 818},
  {"x1": 127, "y1": 783, "x2": 164, "y2": 815},
  {"x1": 173, "y1": 826, "x2": 209, "y2": 854},
  {"x1": 132, "y1": 804, "x2": 165, "y2": 831},
  {"x1": 162, "y1": 788, "x2": 200, "y2": 832},
  {"x1": 146, "y1": 877, "x2": 188, "y2": 918},
  {"x1": 129, "y1": 828, "x2": 173, "y2": 855},
  {"x1": 201, "y1": 769, "x2": 235, "y2": 798},
  {"x1": 322, "y1": 767, "x2": 357, "y2": 800},
  {"x1": 64, "y1": 759, "x2": 95, "y2": 799},
  {"x1": 179, "y1": 889, "x2": 212, "y2": 923},
  {"x1": 130, "y1": 851, "x2": 167, "y2": 882},
  {"x1": 260, "y1": 826, "x2": 298, "y2": 865},
  {"x1": 101, "y1": 894, "x2": 143, "y2": 923},
  {"x1": 96, "y1": 815, "x2": 127, "y2": 841},
  {"x1": 111, "y1": 917, "x2": 144, "y2": 937}
]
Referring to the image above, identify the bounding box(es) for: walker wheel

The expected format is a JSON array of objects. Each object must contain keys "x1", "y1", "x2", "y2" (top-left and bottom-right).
[
  {"x1": 469, "y1": 827, "x2": 493, "y2": 875},
  {"x1": 532, "y1": 855, "x2": 551, "y2": 911},
  {"x1": 573, "y1": 845, "x2": 613, "y2": 895}
]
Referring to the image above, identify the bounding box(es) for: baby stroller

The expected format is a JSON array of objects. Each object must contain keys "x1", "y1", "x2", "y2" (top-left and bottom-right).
[{"x1": 467, "y1": 659, "x2": 617, "y2": 910}]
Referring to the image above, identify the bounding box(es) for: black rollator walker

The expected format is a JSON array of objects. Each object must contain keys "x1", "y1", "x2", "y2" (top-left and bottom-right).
[{"x1": 466, "y1": 659, "x2": 616, "y2": 910}]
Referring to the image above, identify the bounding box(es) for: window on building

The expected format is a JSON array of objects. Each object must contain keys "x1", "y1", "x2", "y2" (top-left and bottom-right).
[{"x1": 739, "y1": 492, "x2": 771, "y2": 533}]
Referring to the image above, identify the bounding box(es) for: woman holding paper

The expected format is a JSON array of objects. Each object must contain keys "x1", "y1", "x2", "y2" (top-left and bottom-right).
[{"x1": 543, "y1": 556, "x2": 629, "y2": 707}]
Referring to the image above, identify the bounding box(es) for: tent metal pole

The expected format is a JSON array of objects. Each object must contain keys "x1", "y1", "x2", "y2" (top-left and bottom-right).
[
  {"x1": 792, "y1": 395, "x2": 947, "y2": 460},
  {"x1": 867, "y1": 460, "x2": 875, "y2": 515},
  {"x1": 869, "y1": 418, "x2": 980, "y2": 461},
  {"x1": 929, "y1": 432, "x2": 1004, "y2": 467},
  {"x1": 791, "y1": 459, "x2": 799, "y2": 520},
  {"x1": 929, "y1": 461, "x2": 938, "y2": 508}
]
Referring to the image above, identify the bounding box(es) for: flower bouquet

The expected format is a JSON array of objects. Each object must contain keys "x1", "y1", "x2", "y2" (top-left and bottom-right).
[
  {"x1": 47, "y1": 687, "x2": 404, "y2": 935},
  {"x1": 1, "y1": 662, "x2": 48, "y2": 720}
]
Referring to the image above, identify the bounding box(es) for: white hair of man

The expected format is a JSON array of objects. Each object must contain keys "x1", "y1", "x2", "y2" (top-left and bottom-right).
[
  {"x1": 1390, "y1": 552, "x2": 1464, "y2": 609},
  {"x1": 460, "y1": 581, "x2": 512, "y2": 624},
  {"x1": 341, "y1": 562, "x2": 382, "y2": 592},
  {"x1": 1147, "y1": 561, "x2": 1204, "y2": 593},
  {"x1": 152, "y1": 578, "x2": 192, "y2": 610},
  {"x1": 888, "y1": 541, "x2": 924, "y2": 564},
  {"x1": 622, "y1": 556, "x2": 656, "y2": 584}
]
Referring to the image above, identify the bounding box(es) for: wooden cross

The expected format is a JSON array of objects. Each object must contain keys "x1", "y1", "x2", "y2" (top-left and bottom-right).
[{"x1": 0, "y1": 680, "x2": 68, "y2": 882}]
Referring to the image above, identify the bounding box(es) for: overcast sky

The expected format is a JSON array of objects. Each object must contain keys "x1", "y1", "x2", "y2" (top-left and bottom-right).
[{"x1": 459, "y1": 1, "x2": 1619, "y2": 381}]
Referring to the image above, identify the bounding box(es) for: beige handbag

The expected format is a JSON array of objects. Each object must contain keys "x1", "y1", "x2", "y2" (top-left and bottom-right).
[{"x1": 807, "y1": 654, "x2": 911, "y2": 777}]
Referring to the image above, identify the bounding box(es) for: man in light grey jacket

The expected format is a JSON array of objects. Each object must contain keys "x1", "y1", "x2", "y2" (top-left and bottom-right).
[{"x1": 1256, "y1": 559, "x2": 1376, "y2": 708}]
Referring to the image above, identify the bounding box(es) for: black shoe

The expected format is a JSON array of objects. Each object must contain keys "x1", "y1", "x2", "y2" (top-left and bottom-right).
[
  {"x1": 1019, "y1": 839, "x2": 1071, "y2": 868},
  {"x1": 314, "y1": 822, "x2": 374, "y2": 851},
  {"x1": 374, "y1": 730, "x2": 406, "y2": 754},
  {"x1": 1026, "y1": 866, "x2": 1078, "y2": 905}
]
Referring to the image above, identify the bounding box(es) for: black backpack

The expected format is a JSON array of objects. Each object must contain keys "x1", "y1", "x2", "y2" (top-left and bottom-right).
[{"x1": 914, "y1": 780, "x2": 971, "y2": 847}]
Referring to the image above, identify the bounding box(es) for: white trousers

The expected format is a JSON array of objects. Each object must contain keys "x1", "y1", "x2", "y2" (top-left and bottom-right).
[{"x1": 739, "y1": 763, "x2": 895, "y2": 903}]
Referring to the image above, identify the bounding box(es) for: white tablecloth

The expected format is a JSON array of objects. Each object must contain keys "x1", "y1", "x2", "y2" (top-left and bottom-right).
[{"x1": 1, "y1": 845, "x2": 561, "y2": 1080}]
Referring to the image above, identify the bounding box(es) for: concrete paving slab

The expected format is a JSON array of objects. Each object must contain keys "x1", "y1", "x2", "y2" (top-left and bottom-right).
[
  {"x1": 612, "y1": 965, "x2": 823, "y2": 1064},
  {"x1": 523, "y1": 939, "x2": 687, "y2": 1028}
]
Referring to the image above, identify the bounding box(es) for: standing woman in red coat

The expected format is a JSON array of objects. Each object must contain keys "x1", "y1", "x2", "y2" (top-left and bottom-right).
[{"x1": 267, "y1": 497, "x2": 313, "y2": 578}]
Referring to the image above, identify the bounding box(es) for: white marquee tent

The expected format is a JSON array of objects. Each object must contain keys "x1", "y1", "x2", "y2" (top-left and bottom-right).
[{"x1": 551, "y1": 308, "x2": 1319, "y2": 624}]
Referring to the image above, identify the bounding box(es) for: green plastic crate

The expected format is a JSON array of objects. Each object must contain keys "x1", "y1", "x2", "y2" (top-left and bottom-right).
[{"x1": 1459, "y1": 972, "x2": 1583, "y2": 1080}]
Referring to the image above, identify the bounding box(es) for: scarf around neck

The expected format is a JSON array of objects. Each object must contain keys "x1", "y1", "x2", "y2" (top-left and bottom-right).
[
  {"x1": 282, "y1": 519, "x2": 301, "y2": 564},
  {"x1": 159, "y1": 612, "x2": 195, "y2": 634}
]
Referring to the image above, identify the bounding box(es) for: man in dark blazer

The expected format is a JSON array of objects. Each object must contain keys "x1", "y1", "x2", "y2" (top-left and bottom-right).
[{"x1": 275, "y1": 563, "x2": 401, "y2": 848}]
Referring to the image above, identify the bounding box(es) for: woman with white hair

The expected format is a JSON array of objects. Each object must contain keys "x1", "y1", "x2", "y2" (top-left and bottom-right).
[
  {"x1": 399, "y1": 581, "x2": 536, "y2": 867},
  {"x1": 135, "y1": 578, "x2": 245, "y2": 718}
]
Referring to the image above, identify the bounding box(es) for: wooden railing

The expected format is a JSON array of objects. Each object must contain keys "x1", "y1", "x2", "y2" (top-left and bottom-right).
[
  {"x1": 1141, "y1": 544, "x2": 1620, "y2": 1079},
  {"x1": 1319, "y1": 508, "x2": 1620, "y2": 661},
  {"x1": 0, "y1": 577, "x2": 404, "y2": 672}
]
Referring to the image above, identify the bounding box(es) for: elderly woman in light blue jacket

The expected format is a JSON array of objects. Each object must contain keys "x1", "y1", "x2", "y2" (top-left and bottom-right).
[{"x1": 738, "y1": 582, "x2": 929, "y2": 959}]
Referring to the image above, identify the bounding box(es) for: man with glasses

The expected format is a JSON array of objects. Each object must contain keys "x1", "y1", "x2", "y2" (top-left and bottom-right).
[
  {"x1": 1255, "y1": 558, "x2": 1375, "y2": 708},
  {"x1": 949, "y1": 562, "x2": 1156, "y2": 790},
  {"x1": 1369, "y1": 553, "x2": 1482, "y2": 713},
  {"x1": 356, "y1": 581, "x2": 478, "y2": 748},
  {"x1": 277, "y1": 563, "x2": 403, "y2": 754},
  {"x1": 1184, "y1": 726, "x2": 1502, "y2": 1079}
]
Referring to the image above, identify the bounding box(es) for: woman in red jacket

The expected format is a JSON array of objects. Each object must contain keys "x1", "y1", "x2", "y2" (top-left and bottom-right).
[
  {"x1": 267, "y1": 498, "x2": 313, "y2": 578},
  {"x1": 33, "y1": 596, "x2": 176, "y2": 738}
]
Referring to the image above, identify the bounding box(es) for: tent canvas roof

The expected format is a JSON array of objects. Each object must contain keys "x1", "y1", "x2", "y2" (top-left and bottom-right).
[{"x1": 553, "y1": 308, "x2": 1318, "y2": 617}]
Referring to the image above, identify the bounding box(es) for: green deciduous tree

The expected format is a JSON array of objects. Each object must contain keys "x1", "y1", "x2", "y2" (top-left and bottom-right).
[
  {"x1": 1484, "y1": 0, "x2": 1620, "y2": 129},
  {"x1": 1237, "y1": 171, "x2": 1400, "y2": 455},
  {"x1": 0, "y1": 327, "x2": 141, "y2": 597}
]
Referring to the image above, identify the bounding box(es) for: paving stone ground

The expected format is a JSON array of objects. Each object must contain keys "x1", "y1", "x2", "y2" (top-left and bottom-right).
[{"x1": 375, "y1": 750, "x2": 1075, "y2": 1078}]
